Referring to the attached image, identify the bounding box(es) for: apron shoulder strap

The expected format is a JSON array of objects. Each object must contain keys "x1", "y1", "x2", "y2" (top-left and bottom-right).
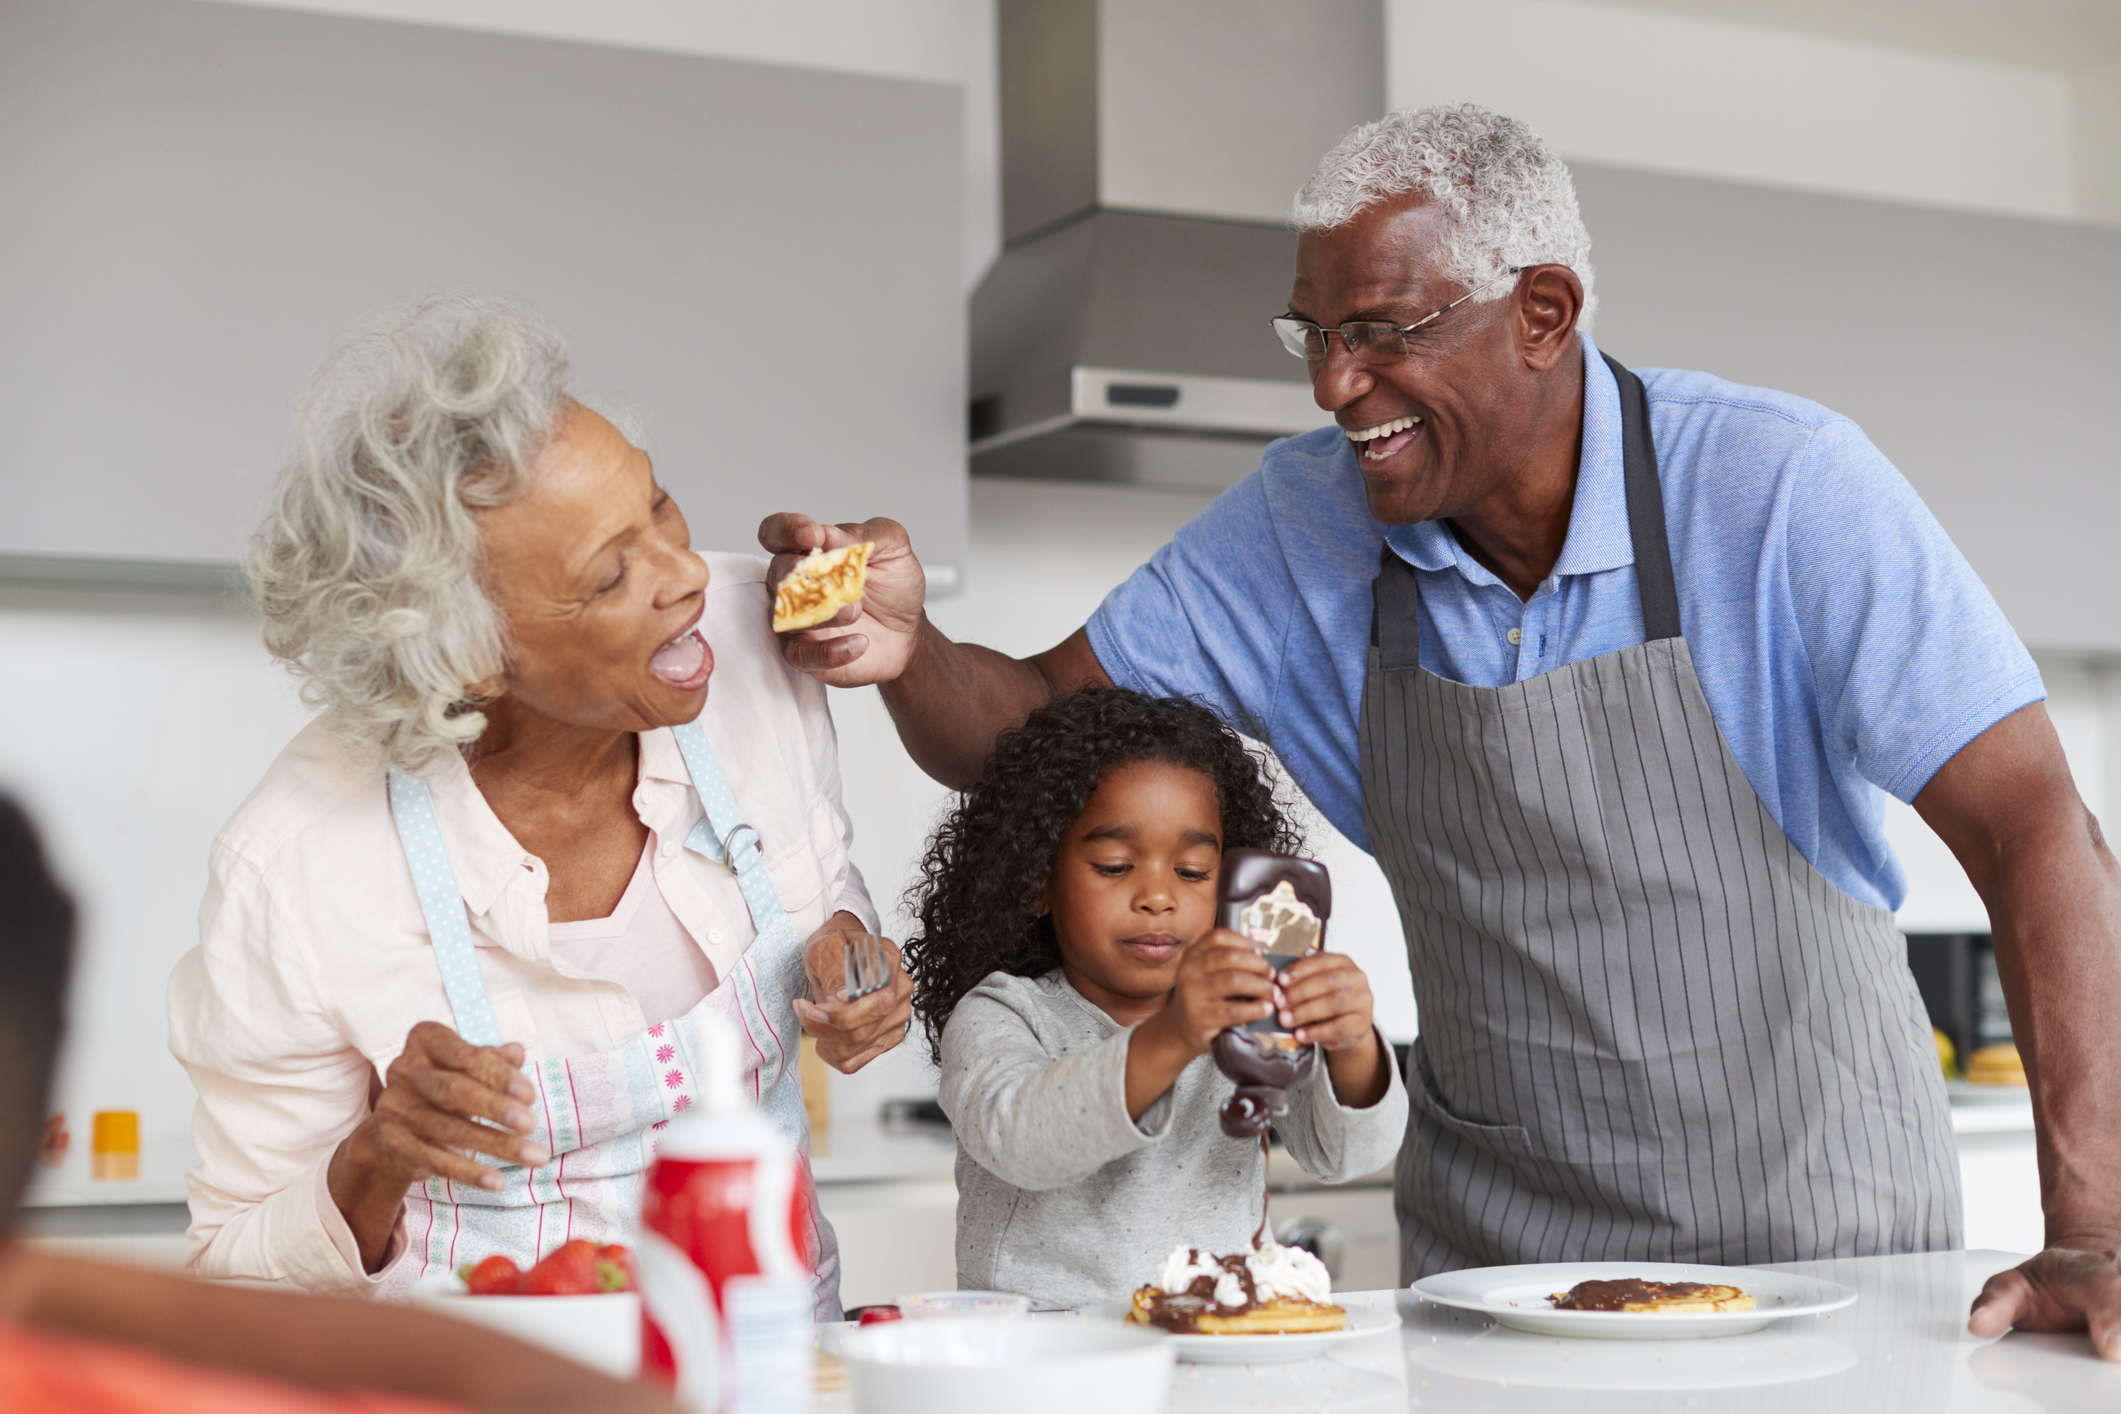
[
  {"x1": 1602, "y1": 352, "x2": 1681, "y2": 642},
  {"x1": 386, "y1": 769, "x2": 506, "y2": 1046},
  {"x1": 1371, "y1": 352, "x2": 1681, "y2": 669}
]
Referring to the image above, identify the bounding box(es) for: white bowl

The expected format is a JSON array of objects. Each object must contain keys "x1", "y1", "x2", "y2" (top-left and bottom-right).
[
  {"x1": 407, "y1": 1274, "x2": 640, "y2": 1378},
  {"x1": 839, "y1": 1315, "x2": 1173, "y2": 1414},
  {"x1": 895, "y1": 1290, "x2": 1031, "y2": 1320}
]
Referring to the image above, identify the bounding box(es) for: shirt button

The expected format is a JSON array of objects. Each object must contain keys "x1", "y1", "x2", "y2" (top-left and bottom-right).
[
  {"x1": 709, "y1": 928, "x2": 725, "y2": 945},
  {"x1": 660, "y1": 839, "x2": 678, "y2": 859},
  {"x1": 1507, "y1": 627, "x2": 1523, "y2": 646}
]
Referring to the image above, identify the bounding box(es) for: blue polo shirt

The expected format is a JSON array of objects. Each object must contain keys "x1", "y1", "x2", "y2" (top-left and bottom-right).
[{"x1": 1085, "y1": 334, "x2": 2043, "y2": 911}]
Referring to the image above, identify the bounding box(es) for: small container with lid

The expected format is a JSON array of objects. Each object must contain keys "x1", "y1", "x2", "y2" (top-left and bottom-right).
[{"x1": 91, "y1": 1111, "x2": 138, "y2": 1181}]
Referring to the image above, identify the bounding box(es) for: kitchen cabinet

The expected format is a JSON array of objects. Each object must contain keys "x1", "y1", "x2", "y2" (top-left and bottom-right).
[
  {"x1": 1577, "y1": 160, "x2": 2121, "y2": 652},
  {"x1": 0, "y1": 0, "x2": 967, "y2": 583}
]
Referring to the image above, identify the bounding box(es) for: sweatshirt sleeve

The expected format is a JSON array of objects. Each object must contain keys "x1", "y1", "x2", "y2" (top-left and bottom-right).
[
  {"x1": 1273, "y1": 1027, "x2": 1408, "y2": 1185},
  {"x1": 936, "y1": 987, "x2": 1174, "y2": 1191},
  {"x1": 169, "y1": 842, "x2": 408, "y2": 1295}
]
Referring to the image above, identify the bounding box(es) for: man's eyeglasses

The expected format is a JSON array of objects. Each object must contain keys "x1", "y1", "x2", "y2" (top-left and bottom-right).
[{"x1": 1271, "y1": 266, "x2": 1530, "y2": 365}]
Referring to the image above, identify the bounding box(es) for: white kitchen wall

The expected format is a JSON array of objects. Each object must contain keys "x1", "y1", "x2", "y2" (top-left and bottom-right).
[{"x1": 1387, "y1": 0, "x2": 2077, "y2": 221}]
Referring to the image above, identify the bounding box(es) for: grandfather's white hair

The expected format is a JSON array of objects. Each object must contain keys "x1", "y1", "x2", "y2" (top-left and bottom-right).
[
  {"x1": 1293, "y1": 103, "x2": 1597, "y2": 332},
  {"x1": 248, "y1": 295, "x2": 571, "y2": 774}
]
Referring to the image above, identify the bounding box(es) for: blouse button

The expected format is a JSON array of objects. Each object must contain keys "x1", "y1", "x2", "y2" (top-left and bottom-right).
[{"x1": 710, "y1": 928, "x2": 725, "y2": 945}]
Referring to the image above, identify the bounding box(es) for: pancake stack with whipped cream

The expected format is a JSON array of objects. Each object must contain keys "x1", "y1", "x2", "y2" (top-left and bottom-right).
[{"x1": 1127, "y1": 1242, "x2": 1344, "y2": 1334}]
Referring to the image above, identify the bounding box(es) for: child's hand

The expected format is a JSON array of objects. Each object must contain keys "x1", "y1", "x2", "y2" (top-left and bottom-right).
[
  {"x1": 1275, "y1": 953, "x2": 1375, "y2": 1051},
  {"x1": 1277, "y1": 953, "x2": 1392, "y2": 1108},
  {"x1": 1165, "y1": 929, "x2": 1277, "y2": 1052}
]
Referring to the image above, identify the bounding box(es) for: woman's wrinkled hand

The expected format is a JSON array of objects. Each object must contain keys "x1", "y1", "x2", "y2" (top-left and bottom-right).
[
  {"x1": 758, "y1": 513, "x2": 926, "y2": 686},
  {"x1": 329, "y1": 1022, "x2": 547, "y2": 1270},
  {"x1": 796, "y1": 916, "x2": 914, "y2": 1074}
]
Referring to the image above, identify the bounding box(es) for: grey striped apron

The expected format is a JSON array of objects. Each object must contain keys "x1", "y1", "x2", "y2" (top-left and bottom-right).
[{"x1": 1363, "y1": 353, "x2": 1960, "y2": 1280}]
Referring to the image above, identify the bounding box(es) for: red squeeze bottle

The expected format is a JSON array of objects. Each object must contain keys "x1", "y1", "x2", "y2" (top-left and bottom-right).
[{"x1": 638, "y1": 1015, "x2": 816, "y2": 1414}]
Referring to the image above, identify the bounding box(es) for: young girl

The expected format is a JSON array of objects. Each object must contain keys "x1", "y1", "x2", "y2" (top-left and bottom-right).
[{"x1": 904, "y1": 689, "x2": 1408, "y2": 1308}]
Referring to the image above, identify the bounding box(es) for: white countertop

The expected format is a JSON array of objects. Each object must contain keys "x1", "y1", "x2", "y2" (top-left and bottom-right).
[
  {"x1": 821, "y1": 1250, "x2": 2116, "y2": 1411},
  {"x1": 804, "y1": 1098, "x2": 2034, "y2": 1187}
]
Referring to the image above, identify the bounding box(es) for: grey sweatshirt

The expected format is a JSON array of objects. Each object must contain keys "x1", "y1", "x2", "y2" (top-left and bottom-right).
[{"x1": 937, "y1": 968, "x2": 1409, "y2": 1309}]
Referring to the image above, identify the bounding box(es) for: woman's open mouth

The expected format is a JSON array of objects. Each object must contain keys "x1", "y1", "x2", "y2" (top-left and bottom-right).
[
  {"x1": 649, "y1": 627, "x2": 713, "y2": 691},
  {"x1": 1347, "y1": 413, "x2": 1424, "y2": 464}
]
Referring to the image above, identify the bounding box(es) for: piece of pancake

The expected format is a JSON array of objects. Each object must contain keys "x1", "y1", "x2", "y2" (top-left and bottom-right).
[
  {"x1": 771, "y1": 542, "x2": 872, "y2": 633},
  {"x1": 1126, "y1": 1284, "x2": 1346, "y2": 1335},
  {"x1": 1549, "y1": 1278, "x2": 1754, "y2": 1313}
]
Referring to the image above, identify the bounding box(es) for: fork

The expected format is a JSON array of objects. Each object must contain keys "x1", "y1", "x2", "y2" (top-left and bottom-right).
[{"x1": 842, "y1": 932, "x2": 891, "y2": 1003}]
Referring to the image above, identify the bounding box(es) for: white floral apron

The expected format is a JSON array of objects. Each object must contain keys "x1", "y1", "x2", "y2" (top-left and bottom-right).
[{"x1": 378, "y1": 720, "x2": 841, "y2": 1318}]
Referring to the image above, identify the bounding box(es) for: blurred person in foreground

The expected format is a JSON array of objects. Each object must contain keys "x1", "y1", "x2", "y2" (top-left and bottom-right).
[
  {"x1": 170, "y1": 297, "x2": 910, "y2": 1312},
  {"x1": 0, "y1": 796, "x2": 675, "y2": 1412}
]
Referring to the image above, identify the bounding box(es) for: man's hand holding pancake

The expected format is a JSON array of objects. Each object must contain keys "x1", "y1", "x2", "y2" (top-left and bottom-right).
[{"x1": 760, "y1": 513, "x2": 925, "y2": 686}]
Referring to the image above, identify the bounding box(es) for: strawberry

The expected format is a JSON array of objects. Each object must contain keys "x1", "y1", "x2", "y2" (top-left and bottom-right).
[
  {"x1": 595, "y1": 1243, "x2": 638, "y2": 1293},
  {"x1": 459, "y1": 1254, "x2": 524, "y2": 1296},
  {"x1": 522, "y1": 1238, "x2": 603, "y2": 1296}
]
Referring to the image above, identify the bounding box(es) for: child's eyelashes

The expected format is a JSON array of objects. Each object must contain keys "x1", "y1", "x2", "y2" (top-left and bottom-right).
[
  {"x1": 1176, "y1": 868, "x2": 1211, "y2": 882},
  {"x1": 1091, "y1": 862, "x2": 1132, "y2": 877}
]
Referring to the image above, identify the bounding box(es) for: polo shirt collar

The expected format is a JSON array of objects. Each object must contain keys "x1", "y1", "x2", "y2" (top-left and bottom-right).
[{"x1": 1382, "y1": 332, "x2": 1633, "y2": 581}]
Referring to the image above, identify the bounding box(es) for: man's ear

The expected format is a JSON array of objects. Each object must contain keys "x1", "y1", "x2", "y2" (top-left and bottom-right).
[{"x1": 1517, "y1": 264, "x2": 1584, "y2": 373}]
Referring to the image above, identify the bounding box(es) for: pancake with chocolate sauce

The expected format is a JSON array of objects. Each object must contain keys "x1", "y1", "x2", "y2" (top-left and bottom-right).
[
  {"x1": 1549, "y1": 1278, "x2": 1754, "y2": 1314},
  {"x1": 1126, "y1": 1246, "x2": 1345, "y2": 1335}
]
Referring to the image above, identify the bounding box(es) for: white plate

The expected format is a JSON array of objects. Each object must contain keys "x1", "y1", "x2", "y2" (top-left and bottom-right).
[
  {"x1": 1096, "y1": 1299, "x2": 1400, "y2": 1364},
  {"x1": 406, "y1": 1273, "x2": 641, "y2": 1376},
  {"x1": 1409, "y1": 1261, "x2": 1856, "y2": 1340}
]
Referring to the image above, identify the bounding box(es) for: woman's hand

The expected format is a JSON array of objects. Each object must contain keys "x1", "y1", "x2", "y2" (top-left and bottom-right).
[
  {"x1": 758, "y1": 513, "x2": 926, "y2": 686},
  {"x1": 1124, "y1": 930, "x2": 1274, "y2": 1117},
  {"x1": 796, "y1": 914, "x2": 914, "y2": 1074},
  {"x1": 327, "y1": 1022, "x2": 548, "y2": 1273},
  {"x1": 1276, "y1": 952, "x2": 1390, "y2": 1108}
]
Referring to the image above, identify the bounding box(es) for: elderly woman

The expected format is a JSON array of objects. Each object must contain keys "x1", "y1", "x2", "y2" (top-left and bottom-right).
[{"x1": 168, "y1": 297, "x2": 910, "y2": 1315}]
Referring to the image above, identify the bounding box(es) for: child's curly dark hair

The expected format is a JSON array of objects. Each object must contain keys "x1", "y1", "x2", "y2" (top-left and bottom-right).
[{"x1": 901, "y1": 687, "x2": 1302, "y2": 1066}]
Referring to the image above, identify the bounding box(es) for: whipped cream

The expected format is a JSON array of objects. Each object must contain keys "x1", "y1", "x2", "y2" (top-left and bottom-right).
[
  {"x1": 1244, "y1": 1242, "x2": 1332, "y2": 1305},
  {"x1": 1154, "y1": 1246, "x2": 1221, "y2": 1296},
  {"x1": 1150, "y1": 1242, "x2": 1332, "y2": 1308}
]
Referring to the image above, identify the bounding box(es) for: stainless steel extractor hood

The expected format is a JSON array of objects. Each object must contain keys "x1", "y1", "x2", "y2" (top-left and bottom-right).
[{"x1": 971, "y1": 0, "x2": 1383, "y2": 491}]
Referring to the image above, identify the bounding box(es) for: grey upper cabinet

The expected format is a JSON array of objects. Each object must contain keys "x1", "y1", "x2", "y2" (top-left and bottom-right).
[
  {"x1": 1576, "y1": 161, "x2": 2121, "y2": 653},
  {"x1": 0, "y1": 0, "x2": 965, "y2": 581}
]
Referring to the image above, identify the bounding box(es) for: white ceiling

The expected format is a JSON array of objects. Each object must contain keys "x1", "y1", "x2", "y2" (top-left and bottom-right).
[{"x1": 1608, "y1": 0, "x2": 2121, "y2": 73}]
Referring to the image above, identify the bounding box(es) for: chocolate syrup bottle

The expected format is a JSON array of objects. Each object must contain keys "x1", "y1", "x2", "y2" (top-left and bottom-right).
[{"x1": 1210, "y1": 849, "x2": 1330, "y2": 1139}]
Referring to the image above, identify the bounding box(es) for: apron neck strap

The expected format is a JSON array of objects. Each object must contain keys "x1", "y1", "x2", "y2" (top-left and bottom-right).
[
  {"x1": 1370, "y1": 348, "x2": 1680, "y2": 668},
  {"x1": 1603, "y1": 352, "x2": 1680, "y2": 642}
]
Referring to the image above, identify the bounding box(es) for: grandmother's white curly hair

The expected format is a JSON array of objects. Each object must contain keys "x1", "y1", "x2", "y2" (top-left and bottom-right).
[
  {"x1": 248, "y1": 295, "x2": 571, "y2": 774},
  {"x1": 1293, "y1": 103, "x2": 1597, "y2": 332}
]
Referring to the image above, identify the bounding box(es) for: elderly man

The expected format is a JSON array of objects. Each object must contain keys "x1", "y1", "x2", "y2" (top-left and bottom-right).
[{"x1": 768, "y1": 104, "x2": 2121, "y2": 1350}]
